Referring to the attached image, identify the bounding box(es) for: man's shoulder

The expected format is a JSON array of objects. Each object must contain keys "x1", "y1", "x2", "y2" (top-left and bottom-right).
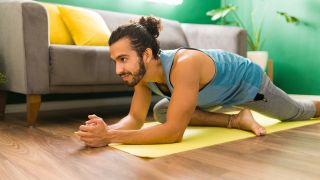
[{"x1": 173, "y1": 49, "x2": 202, "y2": 69}]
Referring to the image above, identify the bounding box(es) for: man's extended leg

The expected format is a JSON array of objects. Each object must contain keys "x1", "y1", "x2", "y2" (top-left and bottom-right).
[
  {"x1": 153, "y1": 98, "x2": 266, "y2": 136},
  {"x1": 237, "y1": 73, "x2": 320, "y2": 121}
]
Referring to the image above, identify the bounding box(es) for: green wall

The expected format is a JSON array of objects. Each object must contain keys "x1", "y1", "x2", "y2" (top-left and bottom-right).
[
  {"x1": 36, "y1": 0, "x2": 219, "y2": 24},
  {"x1": 226, "y1": 0, "x2": 320, "y2": 95}
]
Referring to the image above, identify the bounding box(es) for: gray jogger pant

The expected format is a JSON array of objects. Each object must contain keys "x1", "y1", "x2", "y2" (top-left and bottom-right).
[{"x1": 153, "y1": 73, "x2": 316, "y2": 123}]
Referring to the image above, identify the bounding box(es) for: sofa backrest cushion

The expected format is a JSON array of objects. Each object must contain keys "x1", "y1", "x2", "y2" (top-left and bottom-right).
[
  {"x1": 41, "y1": 3, "x2": 74, "y2": 45},
  {"x1": 181, "y1": 23, "x2": 247, "y2": 57},
  {"x1": 49, "y1": 45, "x2": 122, "y2": 86},
  {"x1": 58, "y1": 5, "x2": 112, "y2": 46},
  {"x1": 94, "y1": 10, "x2": 189, "y2": 50}
]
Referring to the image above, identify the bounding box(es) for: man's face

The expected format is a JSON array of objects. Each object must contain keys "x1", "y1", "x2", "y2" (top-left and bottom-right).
[{"x1": 110, "y1": 38, "x2": 146, "y2": 87}]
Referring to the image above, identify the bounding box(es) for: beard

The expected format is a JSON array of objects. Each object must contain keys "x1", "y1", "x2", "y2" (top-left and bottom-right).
[{"x1": 118, "y1": 58, "x2": 146, "y2": 87}]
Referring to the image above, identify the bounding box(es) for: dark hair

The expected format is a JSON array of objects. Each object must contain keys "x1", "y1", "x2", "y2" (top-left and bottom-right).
[{"x1": 109, "y1": 16, "x2": 162, "y2": 59}]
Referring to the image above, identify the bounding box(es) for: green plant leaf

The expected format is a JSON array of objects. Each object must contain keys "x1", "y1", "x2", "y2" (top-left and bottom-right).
[
  {"x1": 277, "y1": 11, "x2": 300, "y2": 24},
  {"x1": 0, "y1": 73, "x2": 6, "y2": 85},
  {"x1": 254, "y1": 31, "x2": 260, "y2": 51},
  {"x1": 206, "y1": 4, "x2": 237, "y2": 21},
  {"x1": 247, "y1": 35, "x2": 255, "y2": 51},
  {"x1": 231, "y1": 11, "x2": 245, "y2": 29},
  {"x1": 256, "y1": 12, "x2": 266, "y2": 51},
  {"x1": 260, "y1": 39, "x2": 266, "y2": 51}
]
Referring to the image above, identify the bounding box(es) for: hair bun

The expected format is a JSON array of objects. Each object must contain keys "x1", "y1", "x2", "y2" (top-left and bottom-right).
[{"x1": 138, "y1": 16, "x2": 162, "y2": 38}]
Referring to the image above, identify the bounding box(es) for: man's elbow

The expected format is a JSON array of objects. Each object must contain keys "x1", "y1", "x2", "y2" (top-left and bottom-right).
[
  {"x1": 131, "y1": 115, "x2": 145, "y2": 130},
  {"x1": 173, "y1": 135, "x2": 183, "y2": 143},
  {"x1": 166, "y1": 129, "x2": 184, "y2": 143},
  {"x1": 135, "y1": 120, "x2": 144, "y2": 129}
]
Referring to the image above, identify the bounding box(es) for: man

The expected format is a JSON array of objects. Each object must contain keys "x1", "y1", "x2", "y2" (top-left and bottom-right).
[{"x1": 75, "y1": 16, "x2": 320, "y2": 147}]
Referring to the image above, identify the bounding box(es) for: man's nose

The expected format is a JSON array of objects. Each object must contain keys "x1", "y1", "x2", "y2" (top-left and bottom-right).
[{"x1": 116, "y1": 63, "x2": 124, "y2": 75}]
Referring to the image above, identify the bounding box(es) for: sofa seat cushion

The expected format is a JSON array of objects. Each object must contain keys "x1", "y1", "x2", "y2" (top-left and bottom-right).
[{"x1": 49, "y1": 45, "x2": 122, "y2": 86}]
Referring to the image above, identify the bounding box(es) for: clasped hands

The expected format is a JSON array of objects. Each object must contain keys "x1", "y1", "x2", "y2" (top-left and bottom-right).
[{"x1": 75, "y1": 114, "x2": 111, "y2": 147}]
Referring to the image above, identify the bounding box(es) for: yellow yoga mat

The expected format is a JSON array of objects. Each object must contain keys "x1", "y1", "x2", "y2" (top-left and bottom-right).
[{"x1": 109, "y1": 112, "x2": 320, "y2": 158}]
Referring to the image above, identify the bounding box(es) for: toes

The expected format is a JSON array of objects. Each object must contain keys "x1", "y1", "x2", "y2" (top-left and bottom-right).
[
  {"x1": 260, "y1": 127, "x2": 267, "y2": 136},
  {"x1": 253, "y1": 126, "x2": 267, "y2": 136},
  {"x1": 255, "y1": 127, "x2": 267, "y2": 136},
  {"x1": 254, "y1": 129, "x2": 262, "y2": 136}
]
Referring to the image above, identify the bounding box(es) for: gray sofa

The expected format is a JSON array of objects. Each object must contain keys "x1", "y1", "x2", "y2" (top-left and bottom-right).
[{"x1": 0, "y1": 0, "x2": 247, "y2": 125}]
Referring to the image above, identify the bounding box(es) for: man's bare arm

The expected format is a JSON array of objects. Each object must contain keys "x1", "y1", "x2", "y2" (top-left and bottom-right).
[{"x1": 108, "y1": 82, "x2": 152, "y2": 130}]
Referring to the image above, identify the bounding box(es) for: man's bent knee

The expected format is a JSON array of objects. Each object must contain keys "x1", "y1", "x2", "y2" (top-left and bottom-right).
[{"x1": 153, "y1": 98, "x2": 169, "y2": 123}]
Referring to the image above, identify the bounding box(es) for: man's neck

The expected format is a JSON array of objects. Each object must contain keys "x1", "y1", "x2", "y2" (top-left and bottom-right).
[{"x1": 142, "y1": 59, "x2": 166, "y2": 84}]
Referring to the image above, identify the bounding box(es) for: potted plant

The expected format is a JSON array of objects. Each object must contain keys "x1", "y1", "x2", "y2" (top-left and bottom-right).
[
  {"x1": 0, "y1": 73, "x2": 6, "y2": 85},
  {"x1": 206, "y1": 2, "x2": 300, "y2": 70}
]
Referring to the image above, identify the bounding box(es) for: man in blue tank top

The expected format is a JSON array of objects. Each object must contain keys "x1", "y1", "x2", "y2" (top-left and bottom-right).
[{"x1": 75, "y1": 16, "x2": 320, "y2": 147}]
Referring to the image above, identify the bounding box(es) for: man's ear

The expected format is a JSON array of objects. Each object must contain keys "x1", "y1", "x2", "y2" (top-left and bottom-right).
[{"x1": 143, "y1": 48, "x2": 153, "y2": 63}]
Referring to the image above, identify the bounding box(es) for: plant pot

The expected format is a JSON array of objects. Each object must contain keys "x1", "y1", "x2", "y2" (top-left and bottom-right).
[{"x1": 247, "y1": 51, "x2": 268, "y2": 70}]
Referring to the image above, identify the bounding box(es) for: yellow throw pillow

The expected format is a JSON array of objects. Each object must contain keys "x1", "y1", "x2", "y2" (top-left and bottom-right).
[
  {"x1": 41, "y1": 3, "x2": 74, "y2": 45},
  {"x1": 58, "y1": 5, "x2": 111, "y2": 46}
]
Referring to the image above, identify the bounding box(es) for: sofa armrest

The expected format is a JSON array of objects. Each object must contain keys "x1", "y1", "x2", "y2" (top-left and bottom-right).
[
  {"x1": 181, "y1": 23, "x2": 247, "y2": 57},
  {"x1": 0, "y1": 1, "x2": 50, "y2": 94}
]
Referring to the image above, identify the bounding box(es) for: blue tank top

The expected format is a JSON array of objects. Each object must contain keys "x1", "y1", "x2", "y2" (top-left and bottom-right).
[{"x1": 147, "y1": 48, "x2": 263, "y2": 108}]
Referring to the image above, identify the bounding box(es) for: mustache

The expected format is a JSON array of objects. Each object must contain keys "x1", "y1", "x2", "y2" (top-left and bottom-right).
[{"x1": 117, "y1": 72, "x2": 132, "y2": 77}]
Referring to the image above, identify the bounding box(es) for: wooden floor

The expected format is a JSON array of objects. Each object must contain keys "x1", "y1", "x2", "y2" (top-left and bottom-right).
[{"x1": 1, "y1": 104, "x2": 320, "y2": 180}]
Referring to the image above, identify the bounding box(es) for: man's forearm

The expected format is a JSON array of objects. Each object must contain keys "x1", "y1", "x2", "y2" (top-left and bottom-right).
[
  {"x1": 108, "y1": 123, "x2": 184, "y2": 145},
  {"x1": 109, "y1": 115, "x2": 144, "y2": 130}
]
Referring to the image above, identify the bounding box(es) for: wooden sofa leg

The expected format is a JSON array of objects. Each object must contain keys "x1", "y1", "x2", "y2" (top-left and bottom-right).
[
  {"x1": 0, "y1": 90, "x2": 7, "y2": 120},
  {"x1": 27, "y1": 95, "x2": 41, "y2": 126}
]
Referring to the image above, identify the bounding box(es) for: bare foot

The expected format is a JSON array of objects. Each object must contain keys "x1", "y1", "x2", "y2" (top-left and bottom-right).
[
  {"x1": 312, "y1": 101, "x2": 320, "y2": 118},
  {"x1": 230, "y1": 109, "x2": 267, "y2": 136}
]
